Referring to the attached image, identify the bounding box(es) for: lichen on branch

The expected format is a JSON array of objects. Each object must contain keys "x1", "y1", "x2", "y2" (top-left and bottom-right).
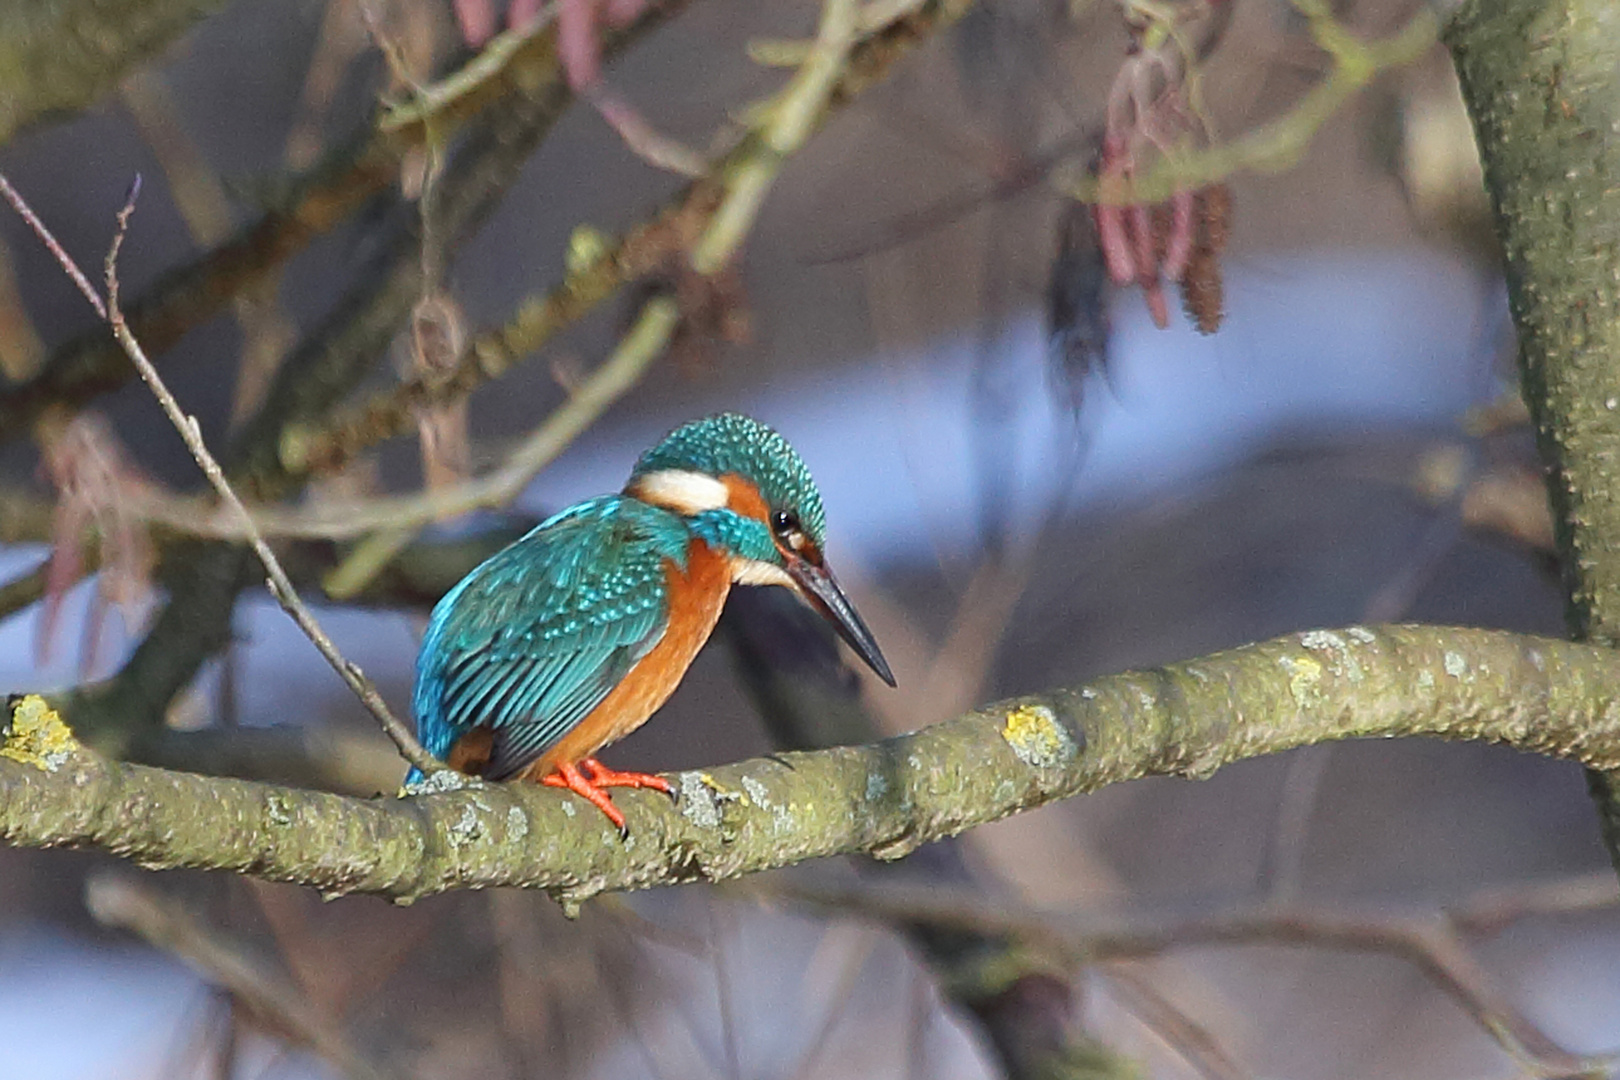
[{"x1": 3, "y1": 625, "x2": 1617, "y2": 911}]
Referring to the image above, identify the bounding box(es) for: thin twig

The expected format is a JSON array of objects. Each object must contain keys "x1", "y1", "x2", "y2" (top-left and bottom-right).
[
  {"x1": 1103, "y1": 964, "x2": 1252, "y2": 1080},
  {"x1": 707, "y1": 897, "x2": 743, "y2": 1080},
  {"x1": 902, "y1": 963, "x2": 933, "y2": 1080},
  {"x1": 765, "y1": 879, "x2": 1616, "y2": 1079},
  {"x1": 0, "y1": 176, "x2": 108, "y2": 319},
  {"x1": 784, "y1": 923, "x2": 877, "y2": 1080},
  {"x1": 1256, "y1": 743, "x2": 1333, "y2": 902},
  {"x1": 0, "y1": 171, "x2": 439, "y2": 777},
  {"x1": 85, "y1": 874, "x2": 406, "y2": 1080},
  {"x1": 599, "y1": 934, "x2": 679, "y2": 1080},
  {"x1": 1448, "y1": 871, "x2": 1620, "y2": 936},
  {"x1": 319, "y1": 296, "x2": 681, "y2": 597},
  {"x1": 0, "y1": 562, "x2": 49, "y2": 625},
  {"x1": 103, "y1": 183, "x2": 439, "y2": 776}
]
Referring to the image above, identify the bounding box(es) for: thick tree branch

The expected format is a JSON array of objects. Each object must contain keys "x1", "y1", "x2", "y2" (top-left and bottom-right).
[
  {"x1": 4, "y1": 626, "x2": 1617, "y2": 911},
  {"x1": 0, "y1": 0, "x2": 225, "y2": 147},
  {"x1": 1449, "y1": 0, "x2": 1620, "y2": 644},
  {"x1": 1448, "y1": 0, "x2": 1620, "y2": 872}
]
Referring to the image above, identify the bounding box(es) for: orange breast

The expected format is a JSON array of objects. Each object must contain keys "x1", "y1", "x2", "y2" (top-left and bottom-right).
[{"x1": 520, "y1": 538, "x2": 732, "y2": 778}]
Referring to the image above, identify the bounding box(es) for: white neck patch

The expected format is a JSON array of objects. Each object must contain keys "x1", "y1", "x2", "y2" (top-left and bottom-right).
[
  {"x1": 629, "y1": 469, "x2": 730, "y2": 515},
  {"x1": 731, "y1": 558, "x2": 795, "y2": 589}
]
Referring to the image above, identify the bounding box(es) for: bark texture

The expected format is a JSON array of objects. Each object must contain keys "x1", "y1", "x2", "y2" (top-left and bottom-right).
[
  {"x1": 1449, "y1": 0, "x2": 1620, "y2": 867},
  {"x1": 4, "y1": 625, "x2": 1617, "y2": 911},
  {"x1": 0, "y1": 0, "x2": 226, "y2": 146}
]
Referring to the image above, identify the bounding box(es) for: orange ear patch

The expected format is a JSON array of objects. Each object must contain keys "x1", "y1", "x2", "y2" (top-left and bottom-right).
[{"x1": 720, "y1": 473, "x2": 770, "y2": 522}]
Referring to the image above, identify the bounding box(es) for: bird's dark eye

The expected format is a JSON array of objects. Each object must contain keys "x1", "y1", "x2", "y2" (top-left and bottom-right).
[{"x1": 770, "y1": 510, "x2": 798, "y2": 536}]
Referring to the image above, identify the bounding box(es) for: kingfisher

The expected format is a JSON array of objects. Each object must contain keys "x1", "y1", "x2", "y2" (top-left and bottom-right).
[{"x1": 411, "y1": 413, "x2": 895, "y2": 834}]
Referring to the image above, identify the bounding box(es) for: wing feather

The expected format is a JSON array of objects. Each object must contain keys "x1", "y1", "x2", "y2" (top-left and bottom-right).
[{"x1": 412, "y1": 496, "x2": 686, "y2": 778}]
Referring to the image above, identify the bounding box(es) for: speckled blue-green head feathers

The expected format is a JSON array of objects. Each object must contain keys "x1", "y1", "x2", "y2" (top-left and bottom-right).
[{"x1": 631, "y1": 413, "x2": 827, "y2": 547}]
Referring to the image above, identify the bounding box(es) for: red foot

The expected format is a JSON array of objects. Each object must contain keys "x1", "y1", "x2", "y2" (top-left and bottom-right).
[
  {"x1": 579, "y1": 757, "x2": 673, "y2": 794},
  {"x1": 540, "y1": 758, "x2": 673, "y2": 836}
]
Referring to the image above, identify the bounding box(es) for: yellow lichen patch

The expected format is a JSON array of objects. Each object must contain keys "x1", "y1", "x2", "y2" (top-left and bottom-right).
[
  {"x1": 1280, "y1": 654, "x2": 1324, "y2": 708},
  {"x1": 1001, "y1": 704, "x2": 1078, "y2": 769},
  {"x1": 1, "y1": 695, "x2": 79, "y2": 773}
]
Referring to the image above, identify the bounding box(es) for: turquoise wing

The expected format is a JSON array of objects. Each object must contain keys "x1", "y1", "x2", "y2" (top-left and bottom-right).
[{"x1": 412, "y1": 496, "x2": 687, "y2": 780}]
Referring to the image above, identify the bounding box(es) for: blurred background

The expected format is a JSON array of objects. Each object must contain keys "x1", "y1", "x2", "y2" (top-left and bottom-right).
[{"x1": 1, "y1": 0, "x2": 1616, "y2": 1077}]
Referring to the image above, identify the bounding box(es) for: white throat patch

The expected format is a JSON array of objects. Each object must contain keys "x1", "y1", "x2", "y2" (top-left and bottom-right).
[
  {"x1": 731, "y1": 558, "x2": 796, "y2": 589},
  {"x1": 629, "y1": 469, "x2": 730, "y2": 515}
]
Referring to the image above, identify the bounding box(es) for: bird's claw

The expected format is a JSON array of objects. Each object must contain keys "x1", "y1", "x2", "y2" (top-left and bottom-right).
[{"x1": 543, "y1": 758, "x2": 677, "y2": 838}]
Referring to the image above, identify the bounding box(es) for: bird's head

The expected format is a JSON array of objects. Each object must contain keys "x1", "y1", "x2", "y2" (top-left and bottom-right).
[{"x1": 626, "y1": 413, "x2": 894, "y2": 686}]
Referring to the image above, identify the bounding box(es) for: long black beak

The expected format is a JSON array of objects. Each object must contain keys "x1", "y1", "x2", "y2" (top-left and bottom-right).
[{"x1": 787, "y1": 558, "x2": 896, "y2": 687}]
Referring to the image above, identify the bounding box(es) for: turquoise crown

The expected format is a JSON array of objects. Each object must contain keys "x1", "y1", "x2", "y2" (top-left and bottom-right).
[{"x1": 630, "y1": 413, "x2": 827, "y2": 545}]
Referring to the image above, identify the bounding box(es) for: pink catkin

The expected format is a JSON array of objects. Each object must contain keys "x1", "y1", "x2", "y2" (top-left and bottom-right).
[
  {"x1": 1143, "y1": 277, "x2": 1171, "y2": 329},
  {"x1": 1095, "y1": 204, "x2": 1136, "y2": 285},
  {"x1": 1095, "y1": 136, "x2": 1138, "y2": 285},
  {"x1": 452, "y1": 0, "x2": 498, "y2": 47},
  {"x1": 507, "y1": 0, "x2": 546, "y2": 28},
  {"x1": 558, "y1": 0, "x2": 603, "y2": 90},
  {"x1": 604, "y1": 0, "x2": 648, "y2": 25},
  {"x1": 1130, "y1": 203, "x2": 1155, "y2": 286},
  {"x1": 1161, "y1": 189, "x2": 1196, "y2": 283},
  {"x1": 1130, "y1": 201, "x2": 1169, "y2": 326}
]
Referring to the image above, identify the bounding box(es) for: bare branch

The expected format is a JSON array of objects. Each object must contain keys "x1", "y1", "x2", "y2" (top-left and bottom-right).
[
  {"x1": 1102, "y1": 965, "x2": 1252, "y2": 1080},
  {"x1": 0, "y1": 174, "x2": 108, "y2": 318},
  {"x1": 770, "y1": 875, "x2": 1616, "y2": 1079},
  {"x1": 0, "y1": 0, "x2": 227, "y2": 147},
  {"x1": 276, "y1": 0, "x2": 978, "y2": 482},
  {"x1": 1447, "y1": 871, "x2": 1620, "y2": 937},
  {"x1": 0, "y1": 172, "x2": 438, "y2": 778},
  {"x1": 4, "y1": 626, "x2": 1620, "y2": 912},
  {"x1": 85, "y1": 874, "x2": 407, "y2": 1080},
  {"x1": 105, "y1": 184, "x2": 438, "y2": 776},
  {"x1": 0, "y1": 3, "x2": 686, "y2": 444}
]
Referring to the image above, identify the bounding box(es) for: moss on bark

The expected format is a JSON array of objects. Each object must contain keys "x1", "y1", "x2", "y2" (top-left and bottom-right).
[{"x1": 5, "y1": 625, "x2": 1618, "y2": 909}]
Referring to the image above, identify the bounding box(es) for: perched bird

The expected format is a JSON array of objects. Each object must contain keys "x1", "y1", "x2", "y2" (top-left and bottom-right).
[{"x1": 412, "y1": 413, "x2": 895, "y2": 833}]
